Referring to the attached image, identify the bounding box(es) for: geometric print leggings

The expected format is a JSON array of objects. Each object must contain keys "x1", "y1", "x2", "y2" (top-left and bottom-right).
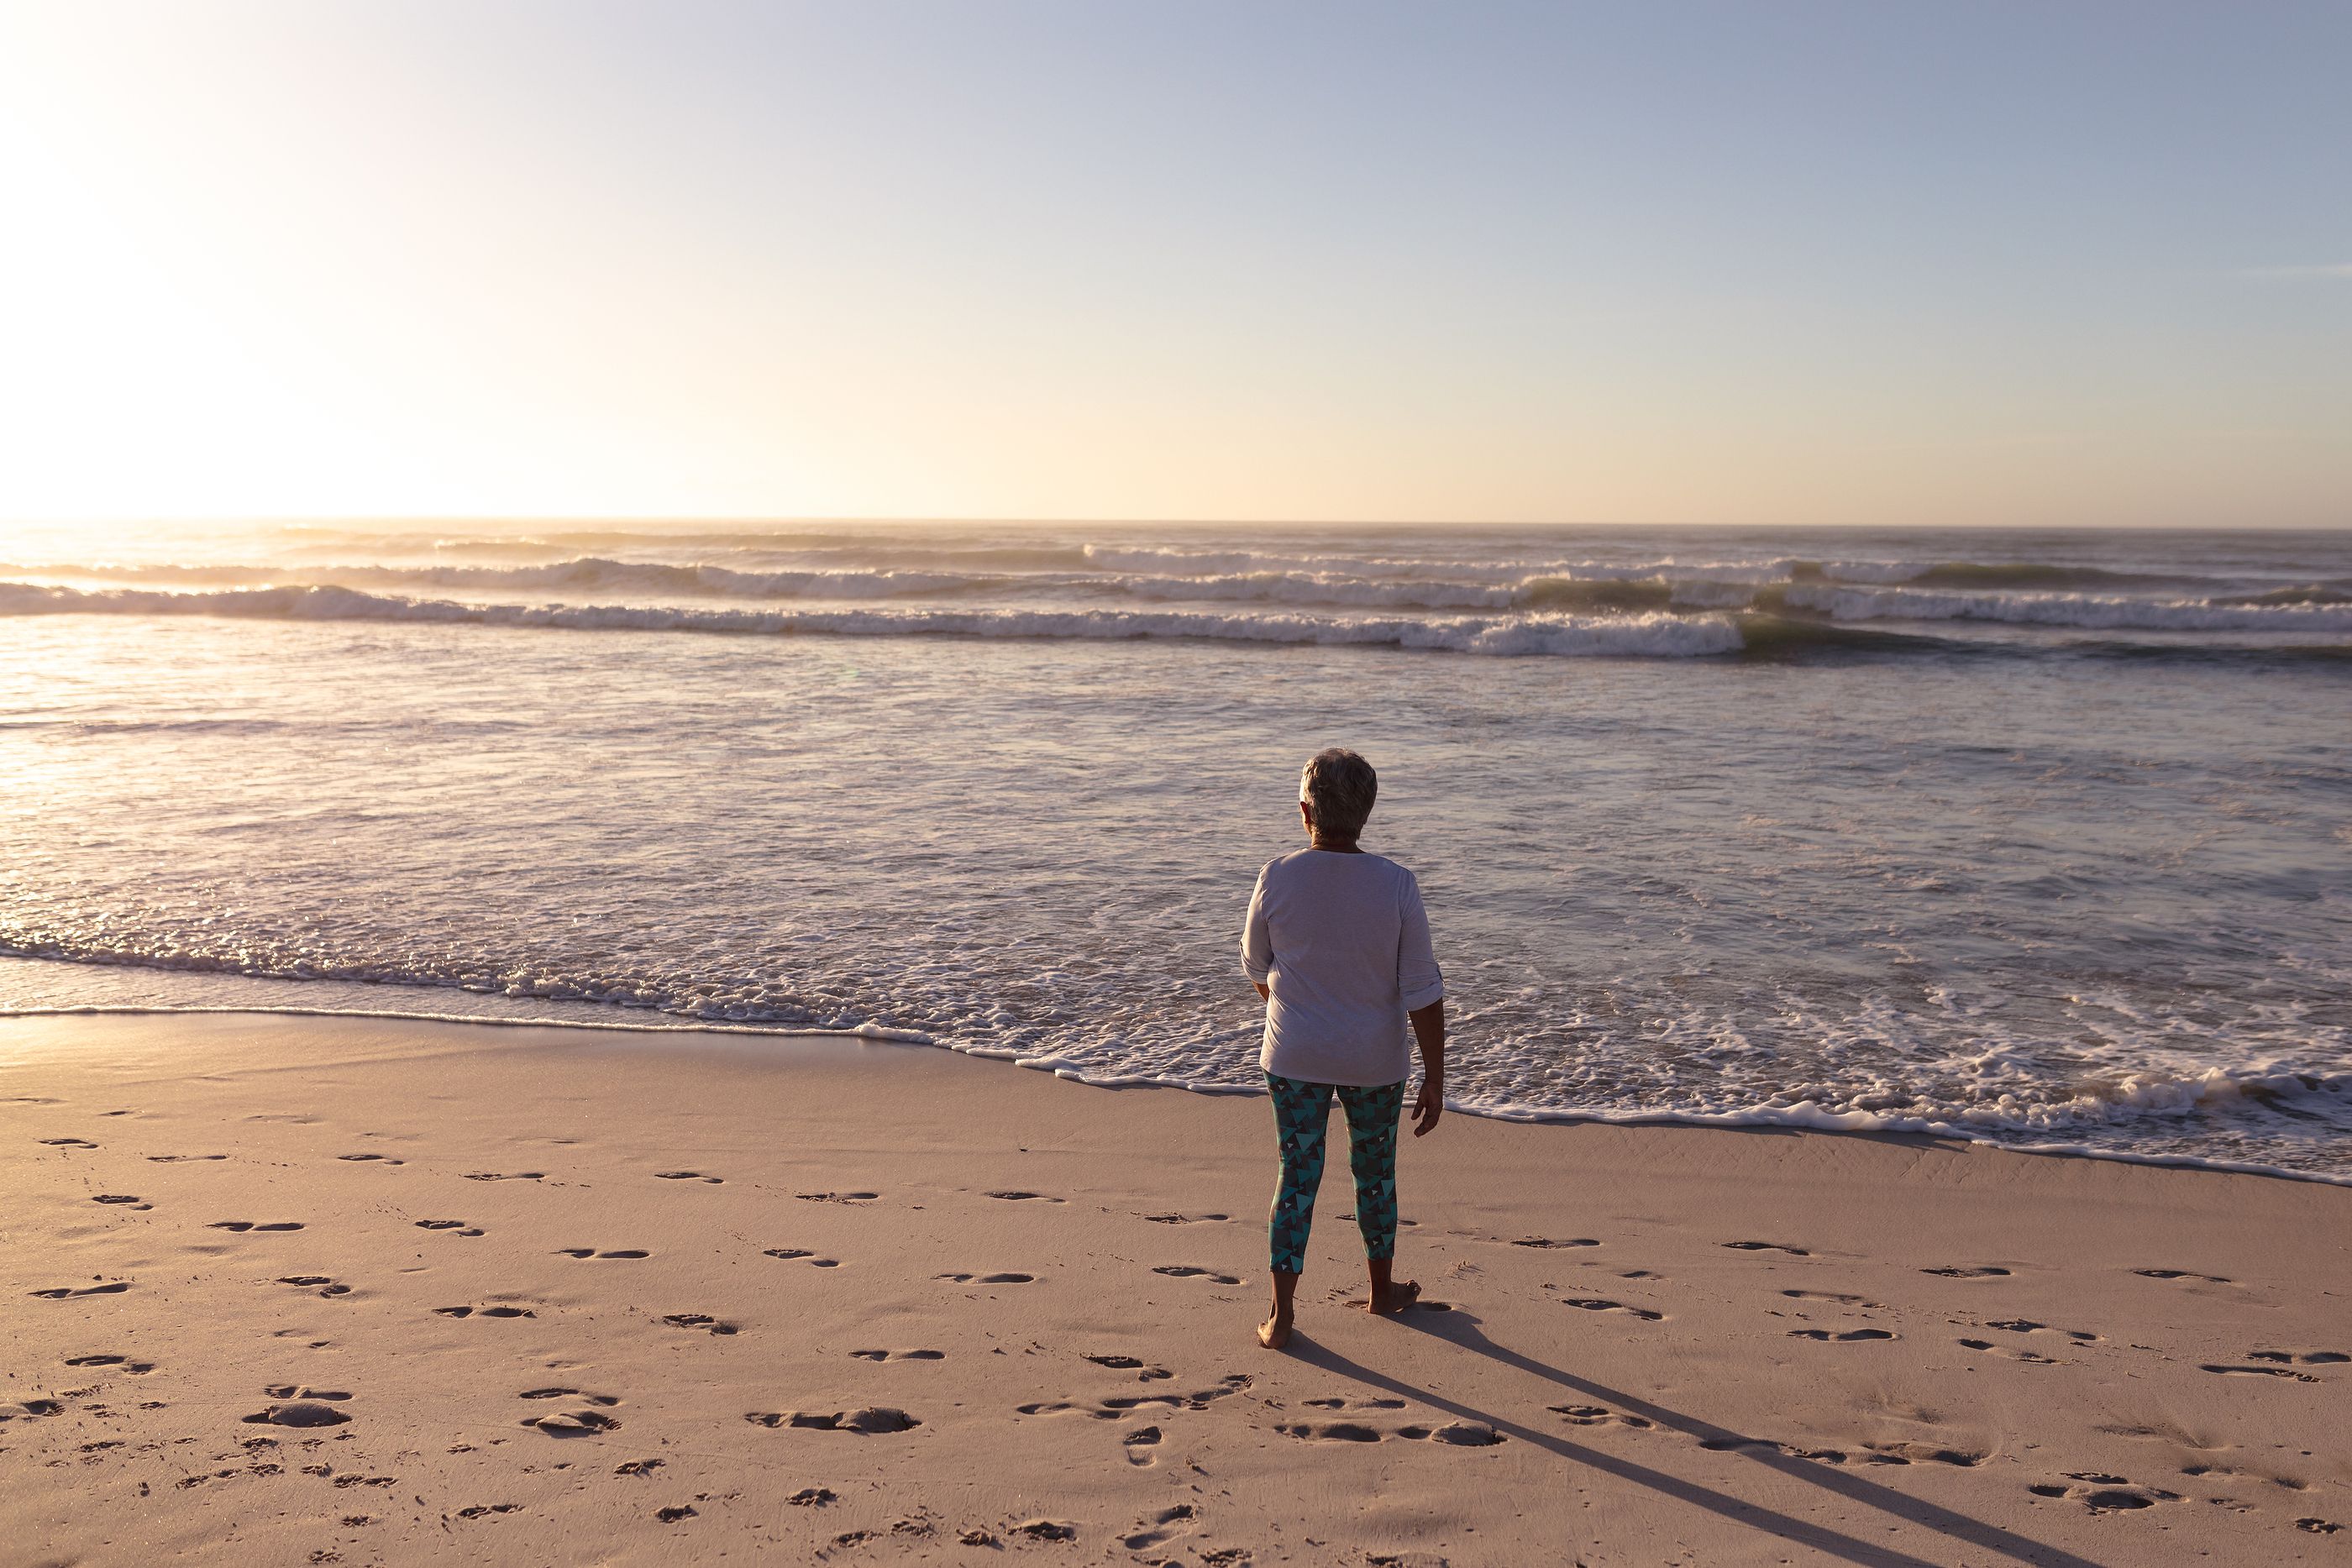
[{"x1": 1265, "y1": 1072, "x2": 1405, "y2": 1275}]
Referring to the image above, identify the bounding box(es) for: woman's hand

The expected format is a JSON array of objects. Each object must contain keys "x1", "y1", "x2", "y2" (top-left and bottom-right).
[{"x1": 1411, "y1": 1074, "x2": 1443, "y2": 1136}]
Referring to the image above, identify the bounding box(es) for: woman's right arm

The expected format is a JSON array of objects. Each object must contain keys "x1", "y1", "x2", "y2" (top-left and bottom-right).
[
  {"x1": 1399, "y1": 870, "x2": 1446, "y2": 1133},
  {"x1": 1241, "y1": 863, "x2": 1275, "y2": 999}
]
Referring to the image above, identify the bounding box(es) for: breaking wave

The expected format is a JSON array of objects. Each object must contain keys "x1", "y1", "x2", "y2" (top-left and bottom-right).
[
  {"x1": 8, "y1": 580, "x2": 2349, "y2": 664},
  {"x1": 1779, "y1": 582, "x2": 2352, "y2": 634},
  {"x1": 0, "y1": 581, "x2": 1748, "y2": 658}
]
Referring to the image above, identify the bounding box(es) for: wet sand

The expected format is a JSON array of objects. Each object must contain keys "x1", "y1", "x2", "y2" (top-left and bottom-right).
[{"x1": 3, "y1": 1010, "x2": 2347, "y2": 1565}]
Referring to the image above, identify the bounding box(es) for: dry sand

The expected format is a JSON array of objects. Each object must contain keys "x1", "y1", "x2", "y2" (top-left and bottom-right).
[{"x1": 3, "y1": 1010, "x2": 2347, "y2": 1567}]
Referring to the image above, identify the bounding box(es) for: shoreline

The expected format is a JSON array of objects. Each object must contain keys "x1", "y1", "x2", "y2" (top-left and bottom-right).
[
  {"x1": 5, "y1": 1008, "x2": 2348, "y2": 1565},
  {"x1": 8, "y1": 994, "x2": 2349, "y2": 1193}
]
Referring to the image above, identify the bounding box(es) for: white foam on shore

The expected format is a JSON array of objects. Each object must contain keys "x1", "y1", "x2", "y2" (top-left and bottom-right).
[
  {"x1": 0, "y1": 1001, "x2": 937, "y2": 1044},
  {"x1": 8, "y1": 1000, "x2": 2347, "y2": 1189}
]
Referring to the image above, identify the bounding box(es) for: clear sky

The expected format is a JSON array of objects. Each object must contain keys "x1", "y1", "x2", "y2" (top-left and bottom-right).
[{"x1": 1, "y1": 0, "x2": 2346, "y2": 528}]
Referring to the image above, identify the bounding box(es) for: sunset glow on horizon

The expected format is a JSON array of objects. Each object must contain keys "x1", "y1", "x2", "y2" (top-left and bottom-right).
[{"x1": 3, "y1": 1, "x2": 2347, "y2": 529}]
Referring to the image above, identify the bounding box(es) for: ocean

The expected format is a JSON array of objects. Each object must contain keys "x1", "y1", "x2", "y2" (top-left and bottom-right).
[{"x1": 2, "y1": 522, "x2": 2346, "y2": 1182}]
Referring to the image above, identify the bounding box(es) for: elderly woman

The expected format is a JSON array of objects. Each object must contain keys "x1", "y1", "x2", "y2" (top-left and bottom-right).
[{"x1": 1241, "y1": 747, "x2": 1446, "y2": 1350}]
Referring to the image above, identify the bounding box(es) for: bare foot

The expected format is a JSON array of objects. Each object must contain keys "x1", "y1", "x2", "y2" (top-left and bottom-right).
[
  {"x1": 1366, "y1": 1278, "x2": 1422, "y2": 1315},
  {"x1": 1257, "y1": 1313, "x2": 1294, "y2": 1350}
]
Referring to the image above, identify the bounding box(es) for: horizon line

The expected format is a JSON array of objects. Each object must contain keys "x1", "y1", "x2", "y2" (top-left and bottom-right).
[{"x1": 7, "y1": 515, "x2": 2349, "y2": 534}]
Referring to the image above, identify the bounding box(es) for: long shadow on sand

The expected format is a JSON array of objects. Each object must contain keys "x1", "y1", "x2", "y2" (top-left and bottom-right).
[{"x1": 1284, "y1": 1308, "x2": 2108, "y2": 1568}]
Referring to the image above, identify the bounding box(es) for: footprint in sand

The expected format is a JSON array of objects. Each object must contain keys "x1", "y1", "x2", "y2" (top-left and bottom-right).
[
  {"x1": 1341, "y1": 1295, "x2": 1455, "y2": 1314},
  {"x1": 1550, "y1": 1403, "x2": 1654, "y2": 1430},
  {"x1": 1512, "y1": 1237, "x2": 1599, "y2": 1249},
  {"x1": 1721, "y1": 1240, "x2": 1809, "y2": 1256},
  {"x1": 659, "y1": 1313, "x2": 738, "y2": 1335},
  {"x1": 762, "y1": 1248, "x2": 840, "y2": 1267},
  {"x1": 242, "y1": 1401, "x2": 351, "y2": 1429},
  {"x1": 985, "y1": 1191, "x2": 1064, "y2": 1203},
  {"x1": 2249, "y1": 1349, "x2": 2349, "y2": 1366},
  {"x1": 1783, "y1": 1289, "x2": 1880, "y2": 1306},
  {"x1": 277, "y1": 1275, "x2": 353, "y2": 1298},
  {"x1": 1020, "y1": 1377, "x2": 1251, "y2": 1423},
  {"x1": 938, "y1": 1272, "x2": 1035, "y2": 1285},
  {"x1": 2133, "y1": 1267, "x2": 2232, "y2": 1284},
  {"x1": 336, "y1": 1154, "x2": 404, "y2": 1165},
  {"x1": 1278, "y1": 1419, "x2": 1504, "y2": 1446},
  {"x1": 147, "y1": 1153, "x2": 227, "y2": 1162},
  {"x1": 39, "y1": 1137, "x2": 97, "y2": 1148},
  {"x1": 263, "y1": 1384, "x2": 352, "y2": 1401},
  {"x1": 795, "y1": 1191, "x2": 876, "y2": 1203},
  {"x1": 615, "y1": 1458, "x2": 664, "y2": 1477},
  {"x1": 1922, "y1": 1265, "x2": 2009, "y2": 1278},
  {"x1": 29, "y1": 1281, "x2": 131, "y2": 1298},
  {"x1": 465, "y1": 1172, "x2": 545, "y2": 1183},
  {"x1": 1866, "y1": 1443, "x2": 1987, "y2": 1466},
  {"x1": 1152, "y1": 1266, "x2": 1244, "y2": 1285},
  {"x1": 92, "y1": 1194, "x2": 152, "y2": 1209},
  {"x1": 1560, "y1": 1297, "x2": 1662, "y2": 1321},
  {"x1": 1984, "y1": 1319, "x2": 2100, "y2": 1343},
  {"x1": 211, "y1": 1220, "x2": 304, "y2": 1233},
  {"x1": 1788, "y1": 1328, "x2": 1894, "y2": 1342},
  {"x1": 1142, "y1": 1212, "x2": 1230, "y2": 1225},
  {"x1": 522, "y1": 1409, "x2": 622, "y2": 1436},
  {"x1": 1083, "y1": 1355, "x2": 1172, "y2": 1381},
  {"x1": 1119, "y1": 1503, "x2": 1197, "y2": 1549},
  {"x1": 0, "y1": 1400, "x2": 67, "y2": 1422},
  {"x1": 656, "y1": 1171, "x2": 723, "y2": 1183},
  {"x1": 2028, "y1": 1474, "x2": 2179, "y2": 1513},
  {"x1": 2200, "y1": 1363, "x2": 2320, "y2": 1383},
  {"x1": 1960, "y1": 1338, "x2": 2056, "y2": 1365},
  {"x1": 743, "y1": 1408, "x2": 921, "y2": 1434},
  {"x1": 554, "y1": 1248, "x2": 649, "y2": 1260},
  {"x1": 436, "y1": 1305, "x2": 537, "y2": 1319},
  {"x1": 850, "y1": 1349, "x2": 946, "y2": 1361},
  {"x1": 1304, "y1": 1397, "x2": 1408, "y2": 1410},
  {"x1": 415, "y1": 1219, "x2": 485, "y2": 1235},
  {"x1": 8, "y1": 1403, "x2": 77, "y2": 1429},
  {"x1": 521, "y1": 1387, "x2": 620, "y2": 1404},
  {"x1": 1698, "y1": 1434, "x2": 1853, "y2": 1462},
  {"x1": 65, "y1": 1355, "x2": 155, "y2": 1372}
]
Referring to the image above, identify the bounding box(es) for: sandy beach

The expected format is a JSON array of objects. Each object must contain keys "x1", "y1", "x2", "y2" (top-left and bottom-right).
[{"x1": 3, "y1": 1009, "x2": 2347, "y2": 1566}]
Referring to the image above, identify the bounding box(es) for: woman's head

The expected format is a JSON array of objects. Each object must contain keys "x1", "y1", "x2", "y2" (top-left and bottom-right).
[{"x1": 1299, "y1": 747, "x2": 1378, "y2": 844}]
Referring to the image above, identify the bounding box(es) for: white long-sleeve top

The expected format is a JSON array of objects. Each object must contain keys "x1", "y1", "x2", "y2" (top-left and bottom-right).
[{"x1": 1240, "y1": 848, "x2": 1445, "y2": 1087}]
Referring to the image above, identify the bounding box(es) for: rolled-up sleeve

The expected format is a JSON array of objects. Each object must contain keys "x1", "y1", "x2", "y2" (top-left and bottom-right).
[
  {"x1": 1241, "y1": 862, "x2": 1275, "y2": 983},
  {"x1": 1397, "y1": 872, "x2": 1444, "y2": 1012}
]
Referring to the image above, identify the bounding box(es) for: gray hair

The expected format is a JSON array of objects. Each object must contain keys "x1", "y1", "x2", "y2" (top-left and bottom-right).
[{"x1": 1299, "y1": 747, "x2": 1378, "y2": 841}]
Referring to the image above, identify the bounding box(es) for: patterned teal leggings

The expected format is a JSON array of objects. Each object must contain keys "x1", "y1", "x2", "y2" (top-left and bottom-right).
[{"x1": 1266, "y1": 1072, "x2": 1404, "y2": 1275}]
